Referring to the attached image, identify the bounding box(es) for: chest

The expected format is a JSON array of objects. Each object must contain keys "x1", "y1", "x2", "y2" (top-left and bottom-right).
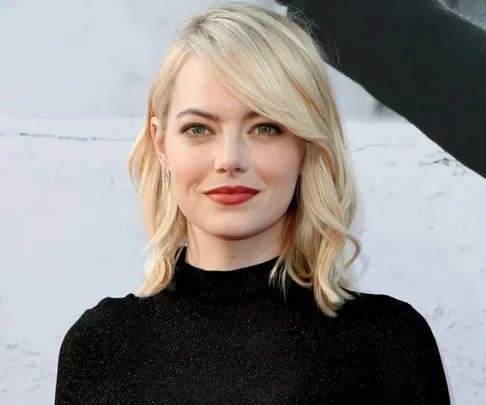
[{"x1": 95, "y1": 308, "x2": 376, "y2": 404}]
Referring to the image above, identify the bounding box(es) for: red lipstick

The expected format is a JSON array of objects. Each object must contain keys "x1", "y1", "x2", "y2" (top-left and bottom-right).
[{"x1": 204, "y1": 186, "x2": 260, "y2": 205}]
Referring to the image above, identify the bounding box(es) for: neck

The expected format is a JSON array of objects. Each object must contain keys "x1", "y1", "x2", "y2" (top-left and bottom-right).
[{"x1": 185, "y1": 219, "x2": 285, "y2": 270}]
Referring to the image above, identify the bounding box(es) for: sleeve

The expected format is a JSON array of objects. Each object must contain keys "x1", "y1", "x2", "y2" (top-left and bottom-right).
[
  {"x1": 376, "y1": 301, "x2": 451, "y2": 404},
  {"x1": 54, "y1": 308, "x2": 105, "y2": 405},
  {"x1": 279, "y1": 0, "x2": 486, "y2": 179}
]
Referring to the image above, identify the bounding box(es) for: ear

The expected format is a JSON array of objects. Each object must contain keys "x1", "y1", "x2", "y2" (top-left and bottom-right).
[{"x1": 150, "y1": 116, "x2": 169, "y2": 166}]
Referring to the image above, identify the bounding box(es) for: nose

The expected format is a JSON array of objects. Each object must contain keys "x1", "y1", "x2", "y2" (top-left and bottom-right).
[{"x1": 213, "y1": 132, "x2": 249, "y2": 175}]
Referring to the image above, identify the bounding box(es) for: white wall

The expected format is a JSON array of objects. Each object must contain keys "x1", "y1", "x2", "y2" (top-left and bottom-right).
[
  {"x1": 0, "y1": 0, "x2": 377, "y2": 120},
  {"x1": 1, "y1": 1, "x2": 485, "y2": 404}
]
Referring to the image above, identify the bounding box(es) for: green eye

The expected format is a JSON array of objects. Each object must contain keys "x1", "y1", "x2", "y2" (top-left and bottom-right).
[
  {"x1": 184, "y1": 125, "x2": 207, "y2": 136},
  {"x1": 255, "y1": 124, "x2": 282, "y2": 135}
]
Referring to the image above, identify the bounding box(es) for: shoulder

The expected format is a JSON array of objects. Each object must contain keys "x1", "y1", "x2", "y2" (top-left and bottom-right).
[
  {"x1": 337, "y1": 291, "x2": 435, "y2": 341},
  {"x1": 59, "y1": 293, "x2": 149, "y2": 355},
  {"x1": 338, "y1": 291, "x2": 442, "y2": 365},
  {"x1": 56, "y1": 294, "x2": 155, "y2": 399},
  {"x1": 72, "y1": 293, "x2": 144, "y2": 329},
  {"x1": 339, "y1": 294, "x2": 450, "y2": 399},
  {"x1": 341, "y1": 290, "x2": 425, "y2": 319}
]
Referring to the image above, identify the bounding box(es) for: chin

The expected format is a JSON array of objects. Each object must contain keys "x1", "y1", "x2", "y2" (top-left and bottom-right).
[
  {"x1": 187, "y1": 211, "x2": 288, "y2": 242},
  {"x1": 199, "y1": 215, "x2": 276, "y2": 241},
  {"x1": 209, "y1": 225, "x2": 268, "y2": 241}
]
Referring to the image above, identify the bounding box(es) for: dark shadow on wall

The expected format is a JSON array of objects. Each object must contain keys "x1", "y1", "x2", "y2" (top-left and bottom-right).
[{"x1": 372, "y1": 0, "x2": 486, "y2": 119}]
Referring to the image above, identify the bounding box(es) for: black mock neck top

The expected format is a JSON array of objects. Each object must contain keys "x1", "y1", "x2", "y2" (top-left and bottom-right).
[{"x1": 55, "y1": 247, "x2": 450, "y2": 404}]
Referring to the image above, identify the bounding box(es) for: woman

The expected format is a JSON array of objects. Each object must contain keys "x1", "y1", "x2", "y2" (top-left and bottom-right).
[
  {"x1": 55, "y1": 3, "x2": 451, "y2": 404},
  {"x1": 280, "y1": 0, "x2": 486, "y2": 179}
]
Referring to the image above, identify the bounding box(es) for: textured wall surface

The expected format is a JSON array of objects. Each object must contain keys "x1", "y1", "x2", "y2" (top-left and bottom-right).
[
  {"x1": 0, "y1": 116, "x2": 485, "y2": 404},
  {"x1": 0, "y1": 0, "x2": 377, "y2": 120},
  {"x1": 440, "y1": 0, "x2": 486, "y2": 26}
]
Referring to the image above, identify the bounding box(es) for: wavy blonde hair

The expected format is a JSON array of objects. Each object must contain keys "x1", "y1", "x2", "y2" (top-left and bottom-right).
[{"x1": 128, "y1": 2, "x2": 361, "y2": 317}]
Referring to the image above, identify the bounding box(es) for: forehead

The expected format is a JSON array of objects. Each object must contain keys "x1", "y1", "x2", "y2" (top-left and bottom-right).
[{"x1": 169, "y1": 55, "x2": 247, "y2": 115}]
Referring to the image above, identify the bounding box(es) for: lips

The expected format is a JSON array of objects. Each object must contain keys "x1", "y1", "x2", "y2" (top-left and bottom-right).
[
  {"x1": 204, "y1": 186, "x2": 260, "y2": 195},
  {"x1": 204, "y1": 186, "x2": 260, "y2": 205}
]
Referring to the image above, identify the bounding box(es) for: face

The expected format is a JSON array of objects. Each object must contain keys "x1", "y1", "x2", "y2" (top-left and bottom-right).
[{"x1": 151, "y1": 55, "x2": 304, "y2": 243}]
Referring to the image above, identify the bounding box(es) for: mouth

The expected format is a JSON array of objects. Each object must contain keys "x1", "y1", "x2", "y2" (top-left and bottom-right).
[{"x1": 204, "y1": 186, "x2": 260, "y2": 205}]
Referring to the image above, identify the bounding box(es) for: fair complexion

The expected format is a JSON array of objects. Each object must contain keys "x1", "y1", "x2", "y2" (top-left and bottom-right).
[{"x1": 150, "y1": 55, "x2": 304, "y2": 271}]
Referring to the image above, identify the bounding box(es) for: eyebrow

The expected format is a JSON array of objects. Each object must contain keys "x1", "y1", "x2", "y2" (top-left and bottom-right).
[{"x1": 175, "y1": 108, "x2": 262, "y2": 122}]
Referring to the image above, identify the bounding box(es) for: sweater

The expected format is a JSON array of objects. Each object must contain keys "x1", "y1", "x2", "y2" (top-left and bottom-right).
[
  {"x1": 55, "y1": 247, "x2": 450, "y2": 404},
  {"x1": 279, "y1": 0, "x2": 486, "y2": 179}
]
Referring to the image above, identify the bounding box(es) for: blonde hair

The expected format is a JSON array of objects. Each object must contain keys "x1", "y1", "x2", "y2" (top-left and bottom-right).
[{"x1": 128, "y1": 2, "x2": 361, "y2": 317}]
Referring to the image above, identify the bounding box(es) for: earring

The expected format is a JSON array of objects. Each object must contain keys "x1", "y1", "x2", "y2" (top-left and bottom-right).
[{"x1": 162, "y1": 167, "x2": 171, "y2": 194}]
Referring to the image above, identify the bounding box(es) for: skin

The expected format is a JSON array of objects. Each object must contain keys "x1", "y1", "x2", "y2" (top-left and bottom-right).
[{"x1": 150, "y1": 55, "x2": 305, "y2": 271}]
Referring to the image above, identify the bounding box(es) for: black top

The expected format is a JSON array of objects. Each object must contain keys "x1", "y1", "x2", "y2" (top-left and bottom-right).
[
  {"x1": 55, "y1": 247, "x2": 450, "y2": 404},
  {"x1": 280, "y1": 0, "x2": 486, "y2": 179}
]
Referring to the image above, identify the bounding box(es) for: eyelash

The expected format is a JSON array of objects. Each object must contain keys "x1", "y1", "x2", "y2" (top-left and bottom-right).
[{"x1": 180, "y1": 123, "x2": 283, "y2": 137}]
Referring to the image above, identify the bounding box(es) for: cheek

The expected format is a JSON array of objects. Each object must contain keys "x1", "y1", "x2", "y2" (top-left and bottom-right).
[
  {"x1": 171, "y1": 160, "x2": 199, "y2": 193},
  {"x1": 274, "y1": 167, "x2": 300, "y2": 198},
  {"x1": 167, "y1": 146, "x2": 207, "y2": 196},
  {"x1": 260, "y1": 148, "x2": 302, "y2": 188}
]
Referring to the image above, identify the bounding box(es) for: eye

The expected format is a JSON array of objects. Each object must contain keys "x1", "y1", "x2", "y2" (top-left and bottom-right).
[
  {"x1": 255, "y1": 123, "x2": 283, "y2": 136},
  {"x1": 182, "y1": 124, "x2": 208, "y2": 136}
]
